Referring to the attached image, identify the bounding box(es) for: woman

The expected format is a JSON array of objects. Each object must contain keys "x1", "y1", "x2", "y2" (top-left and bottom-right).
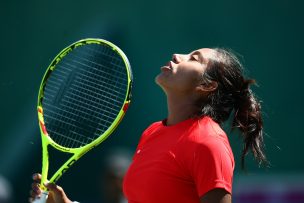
[{"x1": 30, "y1": 48, "x2": 267, "y2": 203}]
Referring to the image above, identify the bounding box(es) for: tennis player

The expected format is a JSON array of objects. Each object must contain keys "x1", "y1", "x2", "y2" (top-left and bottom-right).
[{"x1": 30, "y1": 48, "x2": 267, "y2": 203}]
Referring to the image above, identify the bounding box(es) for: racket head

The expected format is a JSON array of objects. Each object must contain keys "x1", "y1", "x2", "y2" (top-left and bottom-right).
[{"x1": 37, "y1": 38, "x2": 132, "y2": 152}]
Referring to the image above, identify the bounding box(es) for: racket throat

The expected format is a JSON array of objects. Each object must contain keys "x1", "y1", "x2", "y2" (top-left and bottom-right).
[{"x1": 51, "y1": 155, "x2": 78, "y2": 183}]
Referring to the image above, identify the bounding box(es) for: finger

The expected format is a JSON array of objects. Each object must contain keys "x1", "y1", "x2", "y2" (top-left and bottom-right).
[
  {"x1": 32, "y1": 173, "x2": 42, "y2": 181},
  {"x1": 31, "y1": 183, "x2": 41, "y2": 193}
]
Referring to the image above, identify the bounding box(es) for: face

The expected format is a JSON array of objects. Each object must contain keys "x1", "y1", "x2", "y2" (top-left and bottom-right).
[{"x1": 155, "y1": 48, "x2": 215, "y2": 95}]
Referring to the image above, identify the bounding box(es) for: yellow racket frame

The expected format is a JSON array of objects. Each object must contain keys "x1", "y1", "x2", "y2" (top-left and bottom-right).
[{"x1": 37, "y1": 38, "x2": 132, "y2": 191}]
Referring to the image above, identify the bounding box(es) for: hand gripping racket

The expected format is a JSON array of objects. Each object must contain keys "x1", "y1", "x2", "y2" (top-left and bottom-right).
[{"x1": 33, "y1": 38, "x2": 132, "y2": 202}]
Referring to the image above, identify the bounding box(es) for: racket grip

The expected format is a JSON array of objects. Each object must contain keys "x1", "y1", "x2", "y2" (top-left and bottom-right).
[{"x1": 32, "y1": 191, "x2": 48, "y2": 203}]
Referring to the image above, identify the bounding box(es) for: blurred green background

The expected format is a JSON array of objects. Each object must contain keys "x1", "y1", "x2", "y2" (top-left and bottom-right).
[{"x1": 1, "y1": 0, "x2": 303, "y2": 202}]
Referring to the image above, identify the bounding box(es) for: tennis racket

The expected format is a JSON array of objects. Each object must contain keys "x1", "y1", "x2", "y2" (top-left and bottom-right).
[{"x1": 33, "y1": 38, "x2": 132, "y2": 203}]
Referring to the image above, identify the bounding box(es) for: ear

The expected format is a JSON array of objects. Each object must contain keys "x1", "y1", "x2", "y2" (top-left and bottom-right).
[{"x1": 196, "y1": 81, "x2": 218, "y2": 93}]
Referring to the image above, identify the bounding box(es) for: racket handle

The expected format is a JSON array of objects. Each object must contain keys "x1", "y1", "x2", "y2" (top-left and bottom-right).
[{"x1": 32, "y1": 191, "x2": 48, "y2": 203}]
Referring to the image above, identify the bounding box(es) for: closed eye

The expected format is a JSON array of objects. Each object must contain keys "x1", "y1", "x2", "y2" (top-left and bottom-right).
[
  {"x1": 189, "y1": 50, "x2": 205, "y2": 64},
  {"x1": 190, "y1": 54, "x2": 200, "y2": 62}
]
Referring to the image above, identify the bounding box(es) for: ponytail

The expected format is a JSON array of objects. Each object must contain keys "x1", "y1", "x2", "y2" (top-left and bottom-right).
[
  {"x1": 232, "y1": 79, "x2": 268, "y2": 169},
  {"x1": 199, "y1": 48, "x2": 268, "y2": 170}
]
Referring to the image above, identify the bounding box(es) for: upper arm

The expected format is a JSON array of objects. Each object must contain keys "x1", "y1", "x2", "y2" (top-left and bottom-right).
[
  {"x1": 190, "y1": 138, "x2": 234, "y2": 197},
  {"x1": 200, "y1": 188, "x2": 231, "y2": 203}
]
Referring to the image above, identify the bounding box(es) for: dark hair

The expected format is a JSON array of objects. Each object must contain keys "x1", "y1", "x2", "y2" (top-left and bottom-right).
[{"x1": 199, "y1": 48, "x2": 268, "y2": 169}]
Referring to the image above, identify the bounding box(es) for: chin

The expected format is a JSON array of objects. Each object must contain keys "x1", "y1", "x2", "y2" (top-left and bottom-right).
[
  {"x1": 155, "y1": 75, "x2": 170, "y2": 93},
  {"x1": 155, "y1": 74, "x2": 164, "y2": 86}
]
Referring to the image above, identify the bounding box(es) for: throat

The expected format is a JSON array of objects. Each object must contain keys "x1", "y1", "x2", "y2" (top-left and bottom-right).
[
  {"x1": 166, "y1": 104, "x2": 199, "y2": 126},
  {"x1": 165, "y1": 91, "x2": 201, "y2": 126}
]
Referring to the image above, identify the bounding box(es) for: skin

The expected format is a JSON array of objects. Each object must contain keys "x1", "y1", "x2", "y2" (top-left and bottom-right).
[
  {"x1": 156, "y1": 48, "x2": 231, "y2": 203},
  {"x1": 30, "y1": 174, "x2": 72, "y2": 203},
  {"x1": 155, "y1": 48, "x2": 218, "y2": 126},
  {"x1": 201, "y1": 188, "x2": 231, "y2": 203},
  {"x1": 30, "y1": 48, "x2": 231, "y2": 203}
]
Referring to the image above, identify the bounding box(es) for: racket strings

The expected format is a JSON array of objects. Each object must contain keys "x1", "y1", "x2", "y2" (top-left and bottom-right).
[
  {"x1": 42, "y1": 43, "x2": 128, "y2": 148},
  {"x1": 62, "y1": 55, "x2": 128, "y2": 87},
  {"x1": 69, "y1": 48, "x2": 128, "y2": 81},
  {"x1": 43, "y1": 101, "x2": 112, "y2": 132},
  {"x1": 45, "y1": 67, "x2": 127, "y2": 105}
]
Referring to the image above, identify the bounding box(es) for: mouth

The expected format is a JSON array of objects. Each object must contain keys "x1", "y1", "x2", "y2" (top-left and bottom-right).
[{"x1": 160, "y1": 61, "x2": 173, "y2": 72}]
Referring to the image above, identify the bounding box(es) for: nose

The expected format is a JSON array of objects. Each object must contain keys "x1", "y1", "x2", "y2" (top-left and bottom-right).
[
  {"x1": 172, "y1": 54, "x2": 186, "y2": 63},
  {"x1": 172, "y1": 54, "x2": 179, "y2": 63}
]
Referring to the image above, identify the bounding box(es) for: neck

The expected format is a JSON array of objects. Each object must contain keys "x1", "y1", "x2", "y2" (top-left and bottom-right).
[{"x1": 165, "y1": 92, "x2": 199, "y2": 126}]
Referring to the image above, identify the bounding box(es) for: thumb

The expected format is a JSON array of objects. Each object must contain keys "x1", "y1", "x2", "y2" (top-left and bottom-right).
[
  {"x1": 44, "y1": 183, "x2": 64, "y2": 195},
  {"x1": 44, "y1": 183, "x2": 70, "y2": 203}
]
